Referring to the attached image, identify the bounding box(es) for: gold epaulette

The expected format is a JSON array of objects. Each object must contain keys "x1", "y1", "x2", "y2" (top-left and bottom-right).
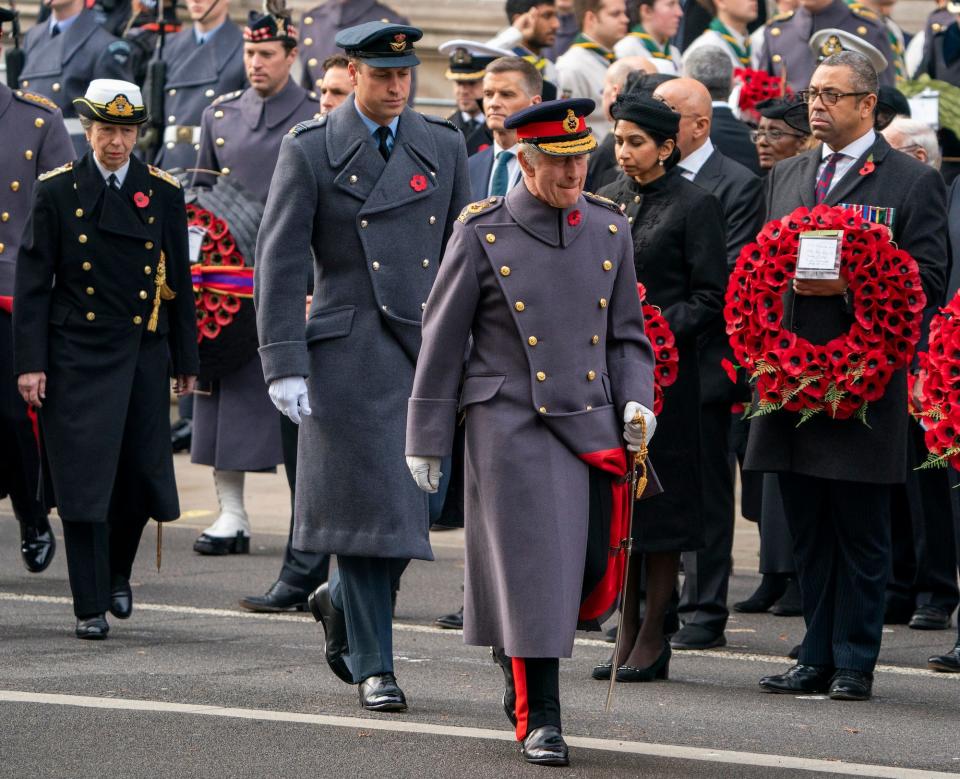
[
  {"x1": 457, "y1": 197, "x2": 502, "y2": 223},
  {"x1": 583, "y1": 191, "x2": 621, "y2": 212},
  {"x1": 148, "y1": 165, "x2": 181, "y2": 189},
  {"x1": 15, "y1": 90, "x2": 59, "y2": 112},
  {"x1": 767, "y1": 10, "x2": 794, "y2": 23},
  {"x1": 850, "y1": 4, "x2": 879, "y2": 21},
  {"x1": 38, "y1": 161, "x2": 73, "y2": 181},
  {"x1": 211, "y1": 89, "x2": 244, "y2": 106}
]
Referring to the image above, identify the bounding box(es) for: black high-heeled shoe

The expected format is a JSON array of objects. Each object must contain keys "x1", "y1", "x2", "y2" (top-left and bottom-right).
[{"x1": 616, "y1": 641, "x2": 671, "y2": 682}]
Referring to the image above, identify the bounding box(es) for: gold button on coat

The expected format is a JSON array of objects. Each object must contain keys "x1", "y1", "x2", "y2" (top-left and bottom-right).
[
  {"x1": 75, "y1": 208, "x2": 83, "y2": 217},
  {"x1": 221, "y1": 167, "x2": 230, "y2": 175},
  {"x1": 603, "y1": 260, "x2": 613, "y2": 271},
  {"x1": 772, "y1": 54, "x2": 782, "y2": 63},
  {"x1": 608, "y1": 224, "x2": 617, "y2": 233},
  {"x1": 0, "y1": 243, "x2": 4, "y2": 254},
  {"x1": 144, "y1": 266, "x2": 152, "y2": 274},
  {"x1": 771, "y1": 27, "x2": 781, "y2": 35},
  {"x1": 10, "y1": 181, "x2": 19, "y2": 192},
  {"x1": 527, "y1": 336, "x2": 538, "y2": 346},
  {"x1": 52, "y1": 83, "x2": 60, "y2": 92},
  {"x1": 1, "y1": 212, "x2": 8, "y2": 222},
  {"x1": 133, "y1": 315, "x2": 142, "y2": 325},
  {"x1": 216, "y1": 137, "x2": 225, "y2": 146},
  {"x1": 486, "y1": 233, "x2": 496, "y2": 243},
  {"x1": 591, "y1": 334, "x2": 600, "y2": 344},
  {"x1": 304, "y1": 15, "x2": 313, "y2": 24},
  {"x1": 349, "y1": 174, "x2": 358, "y2": 183},
  {"x1": 24, "y1": 150, "x2": 33, "y2": 160},
  {"x1": 360, "y1": 220, "x2": 368, "y2": 228},
  {"x1": 213, "y1": 110, "x2": 224, "y2": 119},
  {"x1": 500, "y1": 266, "x2": 510, "y2": 276},
  {"x1": 514, "y1": 301, "x2": 525, "y2": 312},
  {"x1": 148, "y1": 216, "x2": 155, "y2": 224},
  {"x1": 86, "y1": 287, "x2": 94, "y2": 295},
  {"x1": 304, "y1": 37, "x2": 313, "y2": 45},
  {"x1": 857, "y1": 25, "x2": 866, "y2": 34},
  {"x1": 145, "y1": 241, "x2": 154, "y2": 249},
  {"x1": 86, "y1": 312, "x2": 95, "y2": 321},
  {"x1": 205, "y1": 88, "x2": 215, "y2": 97},
  {"x1": 587, "y1": 370, "x2": 596, "y2": 381},
  {"x1": 372, "y1": 261, "x2": 380, "y2": 270},
  {"x1": 82, "y1": 261, "x2": 92, "y2": 271},
  {"x1": 599, "y1": 298, "x2": 607, "y2": 308},
  {"x1": 536, "y1": 371, "x2": 546, "y2": 381},
  {"x1": 539, "y1": 406, "x2": 547, "y2": 413},
  {"x1": 139, "y1": 290, "x2": 148, "y2": 299},
  {"x1": 34, "y1": 118, "x2": 44, "y2": 128},
  {"x1": 308, "y1": 57, "x2": 318, "y2": 67},
  {"x1": 422, "y1": 259, "x2": 430, "y2": 268},
  {"x1": 78, "y1": 234, "x2": 87, "y2": 243},
  {"x1": 429, "y1": 216, "x2": 437, "y2": 224}
]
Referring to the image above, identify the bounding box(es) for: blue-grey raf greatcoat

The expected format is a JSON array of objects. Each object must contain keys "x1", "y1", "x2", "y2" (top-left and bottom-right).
[{"x1": 254, "y1": 96, "x2": 470, "y2": 560}]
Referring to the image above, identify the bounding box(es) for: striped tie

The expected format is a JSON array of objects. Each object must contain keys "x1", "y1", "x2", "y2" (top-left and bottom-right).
[{"x1": 815, "y1": 152, "x2": 844, "y2": 204}]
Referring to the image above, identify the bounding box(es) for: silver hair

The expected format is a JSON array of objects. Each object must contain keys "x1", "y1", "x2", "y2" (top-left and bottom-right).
[
  {"x1": 682, "y1": 45, "x2": 733, "y2": 101},
  {"x1": 885, "y1": 116, "x2": 942, "y2": 169},
  {"x1": 605, "y1": 58, "x2": 642, "y2": 90},
  {"x1": 818, "y1": 51, "x2": 879, "y2": 96},
  {"x1": 518, "y1": 144, "x2": 543, "y2": 167},
  {"x1": 79, "y1": 116, "x2": 93, "y2": 131}
]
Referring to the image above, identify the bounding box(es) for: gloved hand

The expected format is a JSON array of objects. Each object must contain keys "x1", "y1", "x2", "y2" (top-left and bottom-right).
[
  {"x1": 268, "y1": 376, "x2": 312, "y2": 425},
  {"x1": 406, "y1": 455, "x2": 442, "y2": 493},
  {"x1": 623, "y1": 401, "x2": 657, "y2": 452}
]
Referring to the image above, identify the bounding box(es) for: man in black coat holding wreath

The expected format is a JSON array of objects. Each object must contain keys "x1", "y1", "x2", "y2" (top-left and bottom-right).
[{"x1": 746, "y1": 51, "x2": 947, "y2": 701}]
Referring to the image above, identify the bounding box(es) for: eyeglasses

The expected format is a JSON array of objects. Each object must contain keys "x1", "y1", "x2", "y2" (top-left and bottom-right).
[
  {"x1": 750, "y1": 128, "x2": 807, "y2": 143},
  {"x1": 796, "y1": 89, "x2": 869, "y2": 106}
]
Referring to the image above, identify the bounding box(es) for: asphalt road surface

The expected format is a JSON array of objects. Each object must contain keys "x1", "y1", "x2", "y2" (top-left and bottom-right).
[{"x1": 1, "y1": 459, "x2": 958, "y2": 778}]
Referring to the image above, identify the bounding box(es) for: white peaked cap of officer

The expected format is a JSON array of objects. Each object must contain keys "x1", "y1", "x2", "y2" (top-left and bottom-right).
[{"x1": 809, "y1": 28, "x2": 888, "y2": 75}]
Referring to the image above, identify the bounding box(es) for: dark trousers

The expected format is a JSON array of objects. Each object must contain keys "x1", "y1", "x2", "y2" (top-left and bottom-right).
[
  {"x1": 329, "y1": 555, "x2": 409, "y2": 683},
  {"x1": 759, "y1": 473, "x2": 796, "y2": 575},
  {"x1": 278, "y1": 417, "x2": 329, "y2": 589},
  {"x1": 61, "y1": 516, "x2": 149, "y2": 618},
  {"x1": 680, "y1": 402, "x2": 735, "y2": 633},
  {"x1": 778, "y1": 474, "x2": 891, "y2": 672},
  {"x1": 887, "y1": 422, "x2": 959, "y2": 615},
  {"x1": 510, "y1": 656, "x2": 561, "y2": 740}
]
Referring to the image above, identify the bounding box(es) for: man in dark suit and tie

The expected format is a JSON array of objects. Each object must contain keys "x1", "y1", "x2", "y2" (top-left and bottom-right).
[
  {"x1": 749, "y1": 51, "x2": 947, "y2": 700},
  {"x1": 468, "y1": 57, "x2": 543, "y2": 201},
  {"x1": 653, "y1": 76, "x2": 764, "y2": 651}
]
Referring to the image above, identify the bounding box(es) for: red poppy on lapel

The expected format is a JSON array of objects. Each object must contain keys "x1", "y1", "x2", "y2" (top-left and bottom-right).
[
  {"x1": 409, "y1": 174, "x2": 428, "y2": 192},
  {"x1": 567, "y1": 209, "x2": 581, "y2": 226},
  {"x1": 134, "y1": 192, "x2": 150, "y2": 208},
  {"x1": 859, "y1": 155, "x2": 875, "y2": 176},
  {"x1": 477, "y1": 143, "x2": 490, "y2": 152}
]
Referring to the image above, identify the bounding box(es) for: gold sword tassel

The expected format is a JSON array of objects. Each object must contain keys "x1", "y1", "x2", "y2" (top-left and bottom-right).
[{"x1": 148, "y1": 250, "x2": 177, "y2": 332}]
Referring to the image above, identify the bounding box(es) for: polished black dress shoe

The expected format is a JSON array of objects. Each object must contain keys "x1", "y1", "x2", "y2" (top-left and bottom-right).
[
  {"x1": 434, "y1": 606, "x2": 463, "y2": 629},
  {"x1": 359, "y1": 673, "x2": 407, "y2": 712},
  {"x1": 239, "y1": 580, "x2": 311, "y2": 613},
  {"x1": 909, "y1": 605, "x2": 952, "y2": 631},
  {"x1": 307, "y1": 583, "x2": 353, "y2": 684},
  {"x1": 670, "y1": 623, "x2": 726, "y2": 650},
  {"x1": 76, "y1": 615, "x2": 109, "y2": 640},
  {"x1": 193, "y1": 531, "x2": 250, "y2": 555},
  {"x1": 171, "y1": 417, "x2": 192, "y2": 453},
  {"x1": 771, "y1": 579, "x2": 802, "y2": 617},
  {"x1": 733, "y1": 574, "x2": 788, "y2": 613},
  {"x1": 828, "y1": 669, "x2": 873, "y2": 701},
  {"x1": 759, "y1": 664, "x2": 833, "y2": 694},
  {"x1": 521, "y1": 725, "x2": 569, "y2": 767},
  {"x1": 927, "y1": 639, "x2": 960, "y2": 672},
  {"x1": 492, "y1": 647, "x2": 517, "y2": 726},
  {"x1": 616, "y1": 641, "x2": 671, "y2": 682},
  {"x1": 109, "y1": 578, "x2": 133, "y2": 619},
  {"x1": 19, "y1": 518, "x2": 56, "y2": 574}
]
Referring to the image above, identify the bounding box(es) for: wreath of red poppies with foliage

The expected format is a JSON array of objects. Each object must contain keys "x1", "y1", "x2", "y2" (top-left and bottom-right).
[
  {"x1": 186, "y1": 203, "x2": 246, "y2": 343},
  {"x1": 724, "y1": 204, "x2": 924, "y2": 425},
  {"x1": 911, "y1": 293, "x2": 960, "y2": 470},
  {"x1": 638, "y1": 283, "x2": 679, "y2": 415},
  {"x1": 734, "y1": 68, "x2": 789, "y2": 122}
]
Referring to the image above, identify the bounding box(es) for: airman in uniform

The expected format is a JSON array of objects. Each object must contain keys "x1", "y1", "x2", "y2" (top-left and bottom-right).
[{"x1": 0, "y1": 7, "x2": 74, "y2": 575}]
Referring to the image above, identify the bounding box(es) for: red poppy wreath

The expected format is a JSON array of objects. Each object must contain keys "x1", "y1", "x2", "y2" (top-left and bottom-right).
[
  {"x1": 638, "y1": 283, "x2": 679, "y2": 415},
  {"x1": 911, "y1": 293, "x2": 960, "y2": 470},
  {"x1": 724, "y1": 204, "x2": 924, "y2": 425},
  {"x1": 186, "y1": 203, "x2": 247, "y2": 342}
]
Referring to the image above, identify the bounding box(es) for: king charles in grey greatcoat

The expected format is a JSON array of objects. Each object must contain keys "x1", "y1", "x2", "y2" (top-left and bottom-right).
[
  {"x1": 406, "y1": 99, "x2": 657, "y2": 768},
  {"x1": 254, "y1": 22, "x2": 470, "y2": 711}
]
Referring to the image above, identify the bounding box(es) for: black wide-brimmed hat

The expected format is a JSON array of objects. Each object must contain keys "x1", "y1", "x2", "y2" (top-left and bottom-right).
[
  {"x1": 504, "y1": 98, "x2": 598, "y2": 156},
  {"x1": 73, "y1": 79, "x2": 148, "y2": 125},
  {"x1": 335, "y1": 21, "x2": 422, "y2": 68}
]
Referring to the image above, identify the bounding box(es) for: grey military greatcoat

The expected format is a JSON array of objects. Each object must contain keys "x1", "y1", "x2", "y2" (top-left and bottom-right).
[
  {"x1": 406, "y1": 185, "x2": 657, "y2": 658},
  {"x1": 154, "y1": 21, "x2": 246, "y2": 172},
  {"x1": 255, "y1": 96, "x2": 470, "y2": 560}
]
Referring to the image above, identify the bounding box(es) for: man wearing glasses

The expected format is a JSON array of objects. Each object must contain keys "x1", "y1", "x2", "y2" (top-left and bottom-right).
[{"x1": 747, "y1": 51, "x2": 947, "y2": 701}]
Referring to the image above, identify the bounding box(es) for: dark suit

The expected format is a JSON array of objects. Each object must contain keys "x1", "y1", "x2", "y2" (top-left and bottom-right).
[
  {"x1": 679, "y1": 148, "x2": 764, "y2": 635},
  {"x1": 467, "y1": 146, "x2": 522, "y2": 202},
  {"x1": 710, "y1": 104, "x2": 761, "y2": 176},
  {"x1": 745, "y1": 135, "x2": 948, "y2": 671},
  {"x1": 447, "y1": 111, "x2": 492, "y2": 157}
]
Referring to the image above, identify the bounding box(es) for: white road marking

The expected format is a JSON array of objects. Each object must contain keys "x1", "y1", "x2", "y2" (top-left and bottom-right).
[
  {"x1": 0, "y1": 592, "x2": 956, "y2": 681},
  {"x1": 0, "y1": 689, "x2": 955, "y2": 778}
]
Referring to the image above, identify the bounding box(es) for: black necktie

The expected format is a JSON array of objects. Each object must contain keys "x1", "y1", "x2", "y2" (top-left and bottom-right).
[
  {"x1": 51, "y1": 22, "x2": 60, "y2": 37},
  {"x1": 375, "y1": 126, "x2": 391, "y2": 161},
  {"x1": 108, "y1": 173, "x2": 121, "y2": 191}
]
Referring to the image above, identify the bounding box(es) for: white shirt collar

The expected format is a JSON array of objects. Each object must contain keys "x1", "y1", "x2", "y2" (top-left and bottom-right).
[
  {"x1": 461, "y1": 111, "x2": 481, "y2": 124},
  {"x1": 93, "y1": 156, "x2": 131, "y2": 188},
  {"x1": 493, "y1": 140, "x2": 520, "y2": 158},
  {"x1": 678, "y1": 137, "x2": 715, "y2": 178},
  {"x1": 822, "y1": 128, "x2": 876, "y2": 161}
]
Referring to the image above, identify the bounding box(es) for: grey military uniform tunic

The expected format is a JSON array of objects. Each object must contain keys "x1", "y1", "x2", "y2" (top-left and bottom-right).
[
  {"x1": 406, "y1": 186, "x2": 657, "y2": 658},
  {"x1": 254, "y1": 96, "x2": 470, "y2": 560},
  {"x1": 154, "y1": 21, "x2": 246, "y2": 172}
]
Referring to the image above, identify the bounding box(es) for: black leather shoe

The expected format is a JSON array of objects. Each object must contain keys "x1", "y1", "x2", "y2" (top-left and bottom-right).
[
  {"x1": 492, "y1": 647, "x2": 517, "y2": 726},
  {"x1": 521, "y1": 726, "x2": 569, "y2": 767},
  {"x1": 307, "y1": 583, "x2": 353, "y2": 684},
  {"x1": 19, "y1": 518, "x2": 56, "y2": 574},
  {"x1": 109, "y1": 578, "x2": 132, "y2": 619},
  {"x1": 733, "y1": 574, "x2": 788, "y2": 613},
  {"x1": 76, "y1": 615, "x2": 109, "y2": 640},
  {"x1": 927, "y1": 639, "x2": 960, "y2": 672},
  {"x1": 670, "y1": 624, "x2": 726, "y2": 650},
  {"x1": 759, "y1": 664, "x2": 833, "y2": 694},
  {"x1": 909, "y1": 605, "x2": 952, "y2": 631},
  {"x1": 358, "y1": 673, "x2": 407, "y2": 712},
  {"x1": 616, "y1": 641, "x2": 671, "y2": 682},
  {"x1": 239, "y1": 580, "x2": 311, "y2": 613},
  {"x1": 434, "y1": 606, "x2": 463, "y2": 630},
  {"x1": 591, "y1": 656, "x2": 613, "y2": 681},
  {"x1": 171, "y1": 418, "x2": 192, "y2": 453},
  {"x1": 193, "y1": 531, "x2": 249, "y2": 555},
  {"x1": 828, "y1": 669, "x2": 873, "y2": 701},
  {"x1": 771, "y1": 579, "x2": 802, "y2": 617}
]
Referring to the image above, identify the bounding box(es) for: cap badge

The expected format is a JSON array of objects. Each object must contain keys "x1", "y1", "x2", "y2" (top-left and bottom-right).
[
  {"x1": 105, "y1": 94, "x2": 134, "y2": 118},
  {"x1": 391, "y1": 33, "x2": 407, "y2": 52},
  {"x1": 821, "y1": 34, "x2": 842, "y2": 57},
  {"x1": 562, "y1": 109, "x2": 579, "y2": 134},
  {"x1": 452, "y1": 47, "x2": 470, "y2": 65}
]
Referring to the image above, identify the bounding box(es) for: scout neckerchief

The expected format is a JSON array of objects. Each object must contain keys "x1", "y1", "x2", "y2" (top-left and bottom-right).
[
  {"x1": 626, "y1": 25, "x2": 671, "y2": 60},
  {"x1": 708, "y1": 18, "x2": 751, "y2": 65},
  {"x1": 512, "y1": 45, "x2": 550, "y2": 73},
  {"x1": 571, "y1": 33, "x2": 616, "y2": 63}
]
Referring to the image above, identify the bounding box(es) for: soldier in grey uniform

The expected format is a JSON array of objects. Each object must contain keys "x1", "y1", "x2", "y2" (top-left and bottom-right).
[
  {"x1": 757, "y1": 0, "x2": 894, "y2": 92},
  {"x1": 406, "y1": 99, "x2": 658, "y2": 767},
  {"x1": 921, "y1": 4, "x2": 960, "y2": 183},
  {"x1": 153, "y1": 0, "x2": 246, "y2": 171},
  {"x1": 0, "y1": 9, "x2": 74, "y2": 574},
  {"x1": 254, "y1": 22, "x2": 470, "y2": 711},
  {"x1": 18, "y1": 0, "x2": 133, "y2": 152}
]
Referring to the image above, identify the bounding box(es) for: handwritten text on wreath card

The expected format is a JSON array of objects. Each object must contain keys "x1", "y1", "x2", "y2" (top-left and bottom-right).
[{"x1": 796, "y1": 230, "x2": 843, "y2": 280}]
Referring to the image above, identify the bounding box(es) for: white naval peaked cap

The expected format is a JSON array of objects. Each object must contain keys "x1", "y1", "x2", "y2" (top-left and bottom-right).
[{"x1": 809, "y1": 28, "x2": 889, "y2": 75}]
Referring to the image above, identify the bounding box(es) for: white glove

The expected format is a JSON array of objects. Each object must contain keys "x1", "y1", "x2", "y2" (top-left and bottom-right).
[
  {"x1": 406, "y1": 455, "x2": 442, "y2": 493},
  {"x1": 623, "y1": 401, "x2": 657, "y2": 451},
  {"x1": 268, "y1": 376, "x2": 312, "y2": 425}
]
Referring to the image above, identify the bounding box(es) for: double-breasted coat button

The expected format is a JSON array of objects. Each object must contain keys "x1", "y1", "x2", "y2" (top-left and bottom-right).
[
  {"x1": 586, "y1": 405, "x2": 593, "y2": 410},
  {"x1": 486, "y1": 233, "x2": 496, "y2": 243},
  {"x1": 372, "y1": 261, "x2": 380, "y2": 270},
  {"x1": 75, "y1": 208, "x2": 83, "y2": 218},
  {"x1": 304, "y1": 37, "x2": 313, "y2": 45},
  {"x1": 528, "y1": 336, "x2": 538, "y2": 346},
  {"x1": 168, "y1": 114, "x2": 176, "y2": 123},
  {"x1": 52, "y1": 83, "x2": 60, "y2": 92},
  {"x1": 591, "y1": 334, "x2": 599, "y2": 344},
  {"x1": 536, "y1": 371, "x2": 546, "y2": 381},
  {"x1": 539, "y1": 406, "x2": 547, "y2": 413},
  {"x1": 34, "y1": 118, "x2": 44, "y2": 128},
  {"x1": 86, "y1": 287, "x2": 94, "y2": 295},
  {"x1": 381, "y1": 304, "x2": 388, "y2": 312},
  {"x1": 349, "y1": 174, "x2": 358, "y2": 183},
  {"x1": 1, "y1": 212, "x2": 8, "y2": 222},
  {"x1": 216, "y1": 137, "x2": 225, "y2": 146},
  {"x1": 599, "y1": 298, "x2": 607, "y2": 308},
  {"x1": 515, "y1": 301, "x2": 525, "y2": 312},
  {"x1": 422, "y1": 259, "x2": 429, "y2": 268},
  {"x1": 82, "y1": 261, "x2": 92, "y2": 271},
  {"x1": 772, "y1": 54, "x2": 782, "y2": 63},
  {"x1": 221, "y1": 167, "x2": 230, "y2": 175},
  {"x1": 214, "y1": 110, "x2": 224, "y2": 119},
  {"x1": 145, "y1": 241, "x2": 154, "y2": 250},
  {"x1": 608, "y1": 224, "x2": 617, "y2": 234},
  {"x1": 421, "y1": 302, "x2": 426, "y2": 310},
  {"x1": 360, "y1": 220, "x2": 368, "y2": 228},
  {"x1": 168, "y1": 88, "x2": 176, "y2": 96},
  {"x1": 602, "y1": 260, "x2": 613, "y2": 271},
  {"x1": 771, "y1": 27, "x2": 781, "y2": 35},
  {"x1": 0, "y1": 243, "x2": 4, "y2": 254},
  {"x1": 133, "y1": 315, "x2": 143, "y2": 325},
  {"x1": 10, "y1": 181, "x2": 20, "y2": 192},
  {"x1": 634, "y1": 195, "x2": 640, "y2": 203},
  {"x1": 24, "y1": 150, "x2": 33, "y2": 160},
  {"x1": 205, "y1": 88, "x2": 215, "y2": 98},
  {"x1": 78, "y1": 234, "x2": 87, "y2": 243},
  {"x1": 85, "y1": 312, "x2": 95, "y2": 321},
  {"x1": 628, "y1": 217, "x2": 634, "y2": 224},
  {"x1": 857, "y1": 25, "x2": 866, "y2": 34},
  {"x1": 148, "y1": 216, "x2": 156, "y2": 224},
  {"x1": 587, "y1": 370, "x2": 597, "y2": 381},
  {"x1": 304, "y1": 15, "x2": 313, "y2": 24},
  {"x1": 139, "y1": 290, "x2": 148, "y2": 299},
  {"x1": 500, "y1": 266, "x2": 511, "y2": 276},
  {"x1": 144, "y1": 266, "x2": 152, "y2": 274},
  {"x1": 308, "y1": 57, "x2": 318, "y2": 67},
  {"x1": 166, "y1": 142, "x2": 175, "y2": 149},
  {"x1": 429, "y1": 216, "x2": 437, "y2": 224}
]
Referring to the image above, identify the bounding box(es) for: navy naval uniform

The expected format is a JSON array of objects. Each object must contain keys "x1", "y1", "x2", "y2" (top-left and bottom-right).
[
  {"x1": 757, "y1": 0, "x2": 894, "y2": 92},
  {"x1": 154, "y1": 20, "x2": 246, "y2": 172},
  {"x1": 19, "y1": 10, "x2": 133, "y2": 151},
  {"x1": 0, "y1": 86, "x2": 73, "y2": 546},
  {"x1": 922, "y1": 19, "x2": 960, "y2": 185}
]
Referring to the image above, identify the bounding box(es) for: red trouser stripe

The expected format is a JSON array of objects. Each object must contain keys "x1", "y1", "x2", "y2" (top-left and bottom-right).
[{"x1": 512, "y1": 657, "x2": 529, "y2": 741}]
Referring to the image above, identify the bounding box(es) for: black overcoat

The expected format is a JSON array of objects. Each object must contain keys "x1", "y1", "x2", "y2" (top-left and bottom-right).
[{"x1": 13, "y1": 153, "x2": 199, "y2": 522}]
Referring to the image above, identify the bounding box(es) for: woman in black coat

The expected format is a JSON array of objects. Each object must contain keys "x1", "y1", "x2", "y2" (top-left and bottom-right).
[{"x1": 594, "y1": 95, "x2": 726, "y2": 681}]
